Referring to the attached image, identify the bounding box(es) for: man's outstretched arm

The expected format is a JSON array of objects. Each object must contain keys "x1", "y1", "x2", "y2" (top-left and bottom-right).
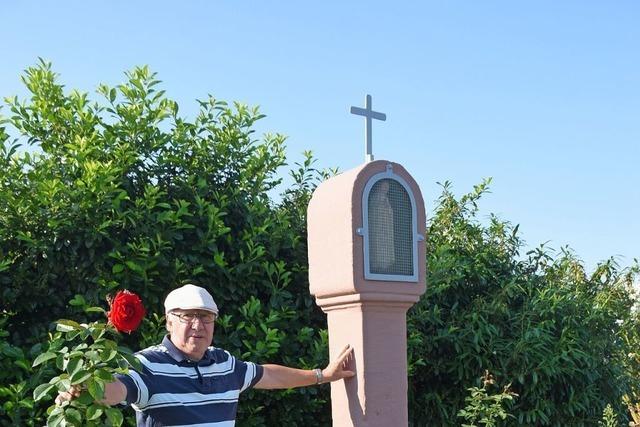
[
  {"x1": 255, "y1": 344, "x2": 355, "y2": 389},
  {"x1": 55, "y1": 380, "x2": 127, "y2": 406}
]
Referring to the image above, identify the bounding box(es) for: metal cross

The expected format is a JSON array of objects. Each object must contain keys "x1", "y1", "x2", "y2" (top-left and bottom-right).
[{"x1": 350, "y1": 94, "x2": 386, "y2": 163}]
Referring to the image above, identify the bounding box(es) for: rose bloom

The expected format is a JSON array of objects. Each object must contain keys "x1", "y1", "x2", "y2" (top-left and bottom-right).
[{"x1": 107, "y1": 290, "x2": 146, "y2": 333}]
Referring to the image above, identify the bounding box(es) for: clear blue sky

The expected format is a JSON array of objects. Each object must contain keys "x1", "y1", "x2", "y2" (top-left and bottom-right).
[{"x1": 2, "y1": 1, "x2": 638, "y2": 273}]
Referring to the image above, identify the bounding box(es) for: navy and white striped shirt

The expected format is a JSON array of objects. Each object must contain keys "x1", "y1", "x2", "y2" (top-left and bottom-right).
[{"x1": 117, "y1": 335, "x2": 263, "y2": 427}]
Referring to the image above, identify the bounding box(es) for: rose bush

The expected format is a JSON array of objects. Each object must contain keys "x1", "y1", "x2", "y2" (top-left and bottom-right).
[{"x1": 32, "y1": 292, "x2": 145, "y2": 427}]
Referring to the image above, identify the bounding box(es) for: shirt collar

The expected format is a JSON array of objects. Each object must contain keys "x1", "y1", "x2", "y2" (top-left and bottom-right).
[{"x1": 162, "y1": 335, "x2": 212, "y2": 363}]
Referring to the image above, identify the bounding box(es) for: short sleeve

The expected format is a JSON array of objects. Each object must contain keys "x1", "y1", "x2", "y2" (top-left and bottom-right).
[
  {"x1": 116, "y1": 367, "x2": 150, "y2": 406},
  {"x1": 233, "y1": 357, "x2": 263, "y2": 392}
]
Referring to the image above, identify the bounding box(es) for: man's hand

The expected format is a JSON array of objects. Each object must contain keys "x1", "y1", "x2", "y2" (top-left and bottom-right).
[
  {"x1": 321, "y1": 344, "x2": 355, "y2": 383},
  {"x1": 54, "y1": 380, "x2": 127, "y2": 406},
  {"x1": 255, "y1": 344, "x2": 356, "y2": 389},
  {"x1": 55, "y1": 385, "x2": 82, "y2": 406}
]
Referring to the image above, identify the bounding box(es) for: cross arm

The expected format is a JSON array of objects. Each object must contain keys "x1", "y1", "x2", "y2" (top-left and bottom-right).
[{"x1": 350, "y1": 106, "x2": 387, "y2": 121}]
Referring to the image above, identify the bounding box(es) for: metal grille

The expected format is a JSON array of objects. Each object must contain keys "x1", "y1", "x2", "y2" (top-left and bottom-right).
[{"x1": 367, "y1": 178, "x2": 413, "y2": 276}]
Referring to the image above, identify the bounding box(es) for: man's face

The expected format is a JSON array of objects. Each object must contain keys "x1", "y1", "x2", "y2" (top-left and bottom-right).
[{"x1": 166, "y1": 309, "x2": 215, "y2": 360}]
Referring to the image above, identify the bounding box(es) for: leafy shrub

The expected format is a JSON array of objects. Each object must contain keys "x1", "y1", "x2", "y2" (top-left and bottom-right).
[
  {"x1": 599, "y1": 404, "x2": 619, "y2": 427},
  {"x1": 408, "y1": 180, "x2": 640, "y2": 425},
  {"x1": 457, "y1": 371, "x2": 517, "y2": 427},
  {"x1": 0, "y1": 313, "x2": 49, "y2": 425}
]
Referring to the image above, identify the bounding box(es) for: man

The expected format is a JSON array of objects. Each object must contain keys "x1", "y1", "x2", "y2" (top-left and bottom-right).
[{"x1": 56, "y1": 284, "x2": 355, "y2": 426}]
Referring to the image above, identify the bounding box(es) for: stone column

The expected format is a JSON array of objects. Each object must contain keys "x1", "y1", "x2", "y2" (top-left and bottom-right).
[{"x1": 308, "y1": 160, "x2": 426, "y2": 427}]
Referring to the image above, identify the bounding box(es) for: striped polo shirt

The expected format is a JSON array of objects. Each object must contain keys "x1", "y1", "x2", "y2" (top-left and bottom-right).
[{"x1": 117, "y1": 335, "x2": 264, "y2": 427}]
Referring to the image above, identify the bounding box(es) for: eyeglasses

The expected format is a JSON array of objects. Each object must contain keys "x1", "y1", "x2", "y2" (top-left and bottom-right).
[{"x1": 170, "y1": 312, "x2": 217, "y2": 324}]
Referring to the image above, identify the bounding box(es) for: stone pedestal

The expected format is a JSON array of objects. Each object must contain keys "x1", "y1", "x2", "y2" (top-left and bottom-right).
[{"x1": 308, "y1": 160, "x2": 426, "y2": 427}]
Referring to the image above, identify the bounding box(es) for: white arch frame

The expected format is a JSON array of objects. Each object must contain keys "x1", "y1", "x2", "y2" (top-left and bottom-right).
[{"x1": 359, "y1": 164, "x2": 419, "y2": 282}]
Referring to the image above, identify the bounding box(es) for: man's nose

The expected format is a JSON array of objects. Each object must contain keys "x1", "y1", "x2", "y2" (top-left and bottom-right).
[{"x1": 190, "y1": 317, "x2": 205, "y2": 329}]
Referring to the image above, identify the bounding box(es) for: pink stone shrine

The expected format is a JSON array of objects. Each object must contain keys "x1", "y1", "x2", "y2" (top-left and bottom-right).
[{"x1": 308, "y1": 159, "x2": 426, "y2": 426}]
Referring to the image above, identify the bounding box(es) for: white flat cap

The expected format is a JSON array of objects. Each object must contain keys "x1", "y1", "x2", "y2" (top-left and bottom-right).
[{"x1": 164, "y1": 284, "x2": 219, "y2": 315}]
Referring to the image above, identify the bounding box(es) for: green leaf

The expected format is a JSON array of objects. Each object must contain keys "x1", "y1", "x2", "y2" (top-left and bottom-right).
[
  {"x1": 88, "y1": 379, "x2": 105, "y2": 401},
  {"x1": 214, "y1": 252, "x2": 226, "y2": 268},
  {"x1": 65, "y1": 407, "x2": 82, "y2": 425},
  {"x1": 65, "y1": 330, "x2": 81, "y2": 340},
  {"x1": 119, "y1": 352, "x2": 142, "y2": 371},
  {"x1": 111, "y1": 263, "x2": 124, "y2": 274},
  {"x1": 94, "y1": 368, "x2": 114, "y2": 382},
  {"x1": 59, "y1": 378, "x2": 71, "y2": 391},
  {"x1": 86, "y1": 404, "x2": 104, "y2": 420},
  {"x1": 68, "y1": 294, "x2": 86, "y2": 307},
  {"x1": 76, "y1": 390, "x2": 94, "y2": 405},
  {"x1": 100, "y1": 348, "x2": 118, "y2": 362},
  {"x1": 84, "y1": 350, "x2": 101, "y2": 362},
  {"x1": 90, "y1": 325, "x2": 107, "y2": 340},
  {"x1": 47, "y1": 404, "x2": 64, "y2": 417},
  {"x1": 32, "y1": 382, "x2": 56, "y2": 401},
  {"x1": 47, "y1": 411, "x2": 65, "y2": 427},
  {"x1": 125, "y1": 260, "x2": 143, "y2": 273},
  {"x1": 66, "y1": 358, "x2": 84, "y2": 376},
  {"x1": 14, "y1": 359, "x2": 30, "y2": 371},
  {"x1": 105, "y1": 407, "x2": 124, "y2": 426},
  {"x1": 32, "y1": 351, "x2": 57, "y2": 367},
  {"x1": 57, "y1": 320, "x2": 81, "y2": 332},
  {"x1": 70, "y1": 369, "x2": 92, "y2": 385}
]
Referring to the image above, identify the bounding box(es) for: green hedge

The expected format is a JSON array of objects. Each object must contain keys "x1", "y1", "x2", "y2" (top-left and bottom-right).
[
  {"x1": 0, "y1": 61, "x2": 331, "y2": 426},
  {"x1": 408, "y1": 180, "x2": 640, "y2": 425}
]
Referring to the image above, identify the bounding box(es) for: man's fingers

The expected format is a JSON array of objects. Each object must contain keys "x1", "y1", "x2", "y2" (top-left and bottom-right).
[
  {"x1": 342, "y1": 369, "x2": 356, "y2": 378},
  {"x1": 55, "y1": 385, "x2": 83, "y2": 406},
  {"x1": 55, "y1": 392, "x2": 70, "y2": 406},
  {"x1": 335, "y1": 344, "x2": 353, "y2": 363},
  {"x1": 321, "y1": 344, "x2": 356, "y2": 382},
  {"x1": 328, "y1": 344, "x2": 354, "y2": 379}
]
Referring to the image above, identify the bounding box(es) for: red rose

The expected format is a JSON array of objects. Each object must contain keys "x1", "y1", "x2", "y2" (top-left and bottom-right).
[{"x1": 107, "y1": 290, "x2": 146, "y2": 333}]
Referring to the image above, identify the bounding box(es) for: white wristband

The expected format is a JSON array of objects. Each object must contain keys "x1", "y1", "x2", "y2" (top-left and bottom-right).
[{"x1": 314, "y1": 368, "x2": 323, "y2": 384}]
